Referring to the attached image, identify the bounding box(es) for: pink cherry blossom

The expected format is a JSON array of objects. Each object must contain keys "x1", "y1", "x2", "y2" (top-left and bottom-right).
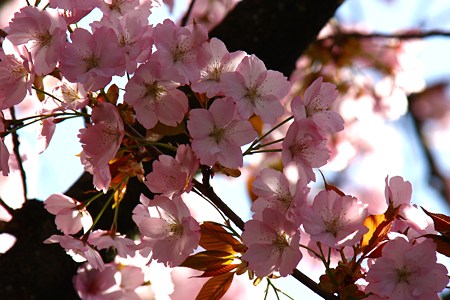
[
  {"x1": 366, "y1": 237, "x2": 449, "y2": 300},
  {"x1": 73, "y1": 263, "x2": 123, "y2": 300},
  {"x1": 187, "y1": 97, "x2": 257, "y2": 168},
  {"x1": 385, "y1": 175, "x2": 434, "y2": 236},
  {"x1": 49, "y1": 0, "x2": 98, "y2": 24},
  {"x1": 152, "y1": 19, "x2": 208, "y2": 84},
  {"x1": 88, "y1": 230, "x2": 136, "y2": 258},
  {"x1": 44, "y1": 234, "x2": 105, "y2": 270},
  {"x1": 250, "y1": 168, "x2": 309, "y2": 226},
  {"x1": 302, "y1": 189, "x2": 369, "y2": 249},
  {"x1": 241, "y1": 208, "x2": 302, "y2": 277},
  {"x1": 118, "y1": 265, "x2": 146, "y2": 300},
  {"x1": 145, "y1": 144, "x2": 199, "y2": 197},
  {"x1": 52, "y1": 79, "x2": 89, "y2": 110},
  {"x1": 124, "y1": 60, "x2": 188, "y2": 129},
  {"x1": 191, "y1": 37, "x2": 246, "y2": 98},
  {"x1": 98, "y1": 0, "x2": 159, "y2": 19},
  {"x1": 385, "y1": 175, "x2": 412, "y2": 206},
  {"x1": 132, "y1": 194, "x2": 200, "y2": 267},
  {"x1": 291, "y1": 77, "x2": 344, "y2": 134},
  {"x1": 44, "y1": 193, "x2": 93, "y2": 235},
  {"x1": 78, "y1": 102, "x2": 124, "y2": 192},
  {"x1": 0, "y1": 41, "x2": 34, "y2": 110},
  {"x1": 221, "y1": 54, "x2": 290, "y2": 123},
  {"x1": 7, "y1": 6, "x2": 66, "y2": 75},
  {"x1": 281, "y1": 118, "x2": 330, "y2": 182},
  {"x1": 91, "y1": 12, "x2": 153, "y2": 73},
  {"x1": 59, "y1": 27, "x2": 126, "y2": 91}
]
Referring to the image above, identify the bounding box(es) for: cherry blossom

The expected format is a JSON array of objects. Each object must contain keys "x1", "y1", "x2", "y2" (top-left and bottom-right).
[
  {"x1": 191, "y1": 37, "x2": 246, "y2": 98},
  {"x1": 44, "y1": 193, "x2": 93, "y2": 235},
  {"x1": 302, "y1": 189, "x2": 368, "y2": 249},
  {"x1": 250, "y1": 168, "x2": 309, "y2": 226},
  {"x1": 187, "y1": 97, "x2": 257, "y2": 168},
  {"x1": 291, "y1": 77, "x2": 344, "y2": 134},
  {"x1": 88, "y1": 230, "x2": 136, "y2": 258},
  {"x1": 7, "y1": 6, "x2": 66, "y2": 75},
  {"x1": 59, "y1": 27, "x2": 126, "y2": 91},
  {"x1": 241, "y1": 208, "x2": 302, "y2": 277},
  {"x1": 281, "y1": 118, "x2": 330, "y2": 182},
  {"x1": 98, "y1": 0, "x2": 160, "y2": 19},
  {"x1": 73, "y1": 263, "x2": 123, "y2": 300},
  {"x1": 91, "y1": 11, "x2": 153, "y2": 73},
  {"x1": 48, "y1": 0, "x2": 98, "y2": 24},
  {"x1": 365, "y1": 237, "x2": 449, "y2": 300},
  {"x1": 78, "y1": 102, "x2": 125, "y2": 192},
  {"x1": 0, "y1": 41, "x2": 34, "y2": 110},
  {"x1": 221, "y1": 54, "x2": 290, "y2": 123},
  {"x1": 51, "y1": 79, "x2": 89, "y2": 111},
  {"x1": 44, "y1": 235, "x2": 105, "y2": 270},
  {"x1": 385, "y1": 175, "x2": 435, "y2": 236},
  {"x1": 124, "y1": 60, "x2": 188, "y2": 129},
  {"x1": 145, "y1": 144, "x2": 199, "y2": 197},
  {"x1": 151, "y1": 19, "x2": 208, "y2": 84},
  {"x1": 132, "y1": 194, "x2": 200, "y2": 267}
]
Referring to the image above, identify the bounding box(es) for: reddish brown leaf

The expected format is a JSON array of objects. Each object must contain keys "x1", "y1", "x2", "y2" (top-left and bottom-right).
[
  {"x1": 195, "y1": 272, "x2": 234, "y2": 300},
  {"x1": 424, "y1": 234, "x2": 450, "y2": 257},
  {"x1": 180, "y1": 250, "x2": 235, "y2": 272},
  {"x1": 200, "y1": 222, "x2": 243, "y2": 253},
  {"x1": 422, "y1": 207, "x2": 450, "y2": 235},
  {"x1": 197, "y1": 264, "x2": 239, "y2": 278},
  {"x1": 106, "y1": 84, "x2": 119, "y2": 104}
]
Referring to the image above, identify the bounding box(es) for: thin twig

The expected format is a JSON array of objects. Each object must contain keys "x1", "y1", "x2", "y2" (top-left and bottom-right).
[
  {"x1": 319, "y1": 29, "x2": 450, "y2": 42},
  {"x1": 9, "y1": 107, "x2": 27, "y2": 201},
  {"x1": 180, "y1": 0, "x2": 197, "y2": 27}
]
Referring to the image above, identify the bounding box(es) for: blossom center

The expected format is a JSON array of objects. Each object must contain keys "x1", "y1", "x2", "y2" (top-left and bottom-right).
[
  {"x1": 83, "y1": 54, "x2": 101, "y2": 71},
  {"x1": 172, "y1": 44, "x2": 188, "y2": 63},
  {"x1": 272, "y1": 232, "x2": 289, "y2": 254},
  {"x1": 144, "y1": 82, "x2": 167, "y2": 100},
  {"x1": 244, "y1": 85, "x2": 261, "y2": 102},
  {"x1": 210, "y1": 127, "x2": 226, "y2": 143},
  {"x1": 395, "y1": 267, "x2": 412, "y2": 283},
  {"x1": 205, "y1": 62, "x2": 223, "y2": 81},
  {"x1": 36, "y1": 30, "x2": 52, "y2": 47},
  {"x1": 169, "y1": 222, "x2": 184, "y2": 236},
  {"x1": 323, "y1": 215, "x2": 344, "y2": 236}
]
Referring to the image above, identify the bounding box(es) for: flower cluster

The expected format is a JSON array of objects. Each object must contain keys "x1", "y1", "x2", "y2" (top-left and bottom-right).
[{"x1": 0, "y1": 1, "x2": 448, "y2": 300}]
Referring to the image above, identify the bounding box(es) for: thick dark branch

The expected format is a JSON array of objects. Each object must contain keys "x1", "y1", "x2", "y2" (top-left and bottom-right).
[{"x1": 210, "y1": 0, "x2": 343, "y2": 76}]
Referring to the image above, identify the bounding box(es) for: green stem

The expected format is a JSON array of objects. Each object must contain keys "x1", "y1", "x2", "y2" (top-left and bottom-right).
[
  {"x1": 244, "y1": 149, "x2": 282, "y2": 155},
  {"x1": 243, "y1": 115, "x2": 293, "y2": 155}
]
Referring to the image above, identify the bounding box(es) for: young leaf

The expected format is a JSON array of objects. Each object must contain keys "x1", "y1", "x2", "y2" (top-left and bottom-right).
[
  {"x1": 180, "y1": 250, "x2": 235, "y2": 272},
  {"x1": 195, "y1": 271, "x2": 235, "y2": 300},
  {"x1": 422, "y1": 207, "x2": 450, "y2": 235},
  {"x1": 423, "y1": 234, "x2": 450, "y2": 257},
  {"x1": 200, "y1": 222, "x2": 245, "y2": 253}
]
